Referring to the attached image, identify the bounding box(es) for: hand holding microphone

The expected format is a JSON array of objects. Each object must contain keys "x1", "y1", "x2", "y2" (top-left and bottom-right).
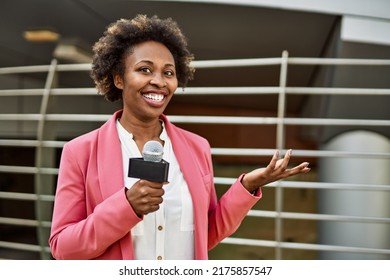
[{"x1": 125, "y1": 140, "x2": 169, "y2": 216}]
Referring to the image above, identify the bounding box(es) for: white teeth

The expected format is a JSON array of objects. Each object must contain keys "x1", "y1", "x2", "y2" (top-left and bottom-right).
[{"x1": 143, "y1": 93, "x2": 164, "y2": 102}]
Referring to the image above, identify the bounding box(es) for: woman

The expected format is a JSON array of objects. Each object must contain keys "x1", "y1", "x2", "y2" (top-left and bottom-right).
[{"x1": 49, "y1": 15, "x2": 310, "y2": 260}]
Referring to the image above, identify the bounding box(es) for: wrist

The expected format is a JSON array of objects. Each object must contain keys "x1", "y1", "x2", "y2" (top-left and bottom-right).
[{"x1": 240, "y1": 174, "x2": 259, "y2": 194}]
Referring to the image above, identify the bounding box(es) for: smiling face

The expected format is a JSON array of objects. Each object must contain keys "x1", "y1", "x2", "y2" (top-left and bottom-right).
[{"x1": 114, "y1": 41, "x2": 178, "y2": 123}]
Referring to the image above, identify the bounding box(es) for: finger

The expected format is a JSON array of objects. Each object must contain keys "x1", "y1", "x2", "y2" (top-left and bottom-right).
[
  {"x1": 138, "y1": 204, "x2": 158, "y2": 215},
  {"x1": 138, "y1": 197, "x2": 163, "y2": 215},
  {"x1": 298, "y1": 162, "x2": 311, "y2": 173},
  {"x1": 145, "y1": 196, "x2": 164, "y2": 214},
  {"x1": 149, "y1": 187, "x2": 165, "y2": 198},
  {"x1": 278, "y1": 149, "x2": 292, "y2": 171},
  {"x1": 149, "y1": 196, "x2": 163, "y2": 205},
  {"x1": 266, "y1": 150, "x2": 280, "y2": 171},
  {"x1": 140, "y1": 179, "x2": 164, "y2": 189},
  {"x1": 285, "y1": 162, "x2": 310, "y2": 177},
  {"x1": 146, "y1": 204, "x2": 160, "y2": 215}
]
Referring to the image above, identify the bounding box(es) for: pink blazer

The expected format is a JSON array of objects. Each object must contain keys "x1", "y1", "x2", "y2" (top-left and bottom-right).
[{"x1": 49, "y1": 110, "x2": 261, "y2": 259}]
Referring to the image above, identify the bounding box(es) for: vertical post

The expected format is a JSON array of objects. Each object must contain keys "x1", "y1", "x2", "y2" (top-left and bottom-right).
[
  {"x1": 275, "y1": 50, "x2": 288, "y2": 259},
  {"x1": 35, "y1": 59, "x2": 57, "y2": 259}
]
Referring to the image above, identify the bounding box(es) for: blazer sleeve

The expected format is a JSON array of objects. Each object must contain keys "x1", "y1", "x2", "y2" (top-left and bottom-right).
[
  {"x1": 49, "y1": 143, "x2": 141, "y2": 260},
  {"x1": 204, "y1": 147, "x2": 262, "y2": 250}
]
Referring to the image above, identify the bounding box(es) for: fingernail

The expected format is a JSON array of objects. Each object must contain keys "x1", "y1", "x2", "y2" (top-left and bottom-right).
[
  {"x1": 289, "y1": 149, "x2": 293, "y2": 156},
  {"x1": 275, "y1": 150, "x2": 279, "y2": 157}
]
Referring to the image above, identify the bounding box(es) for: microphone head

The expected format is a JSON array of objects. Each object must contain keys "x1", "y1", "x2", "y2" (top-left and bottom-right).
[{"x1": 142, "y1": 140, "x2": 163, "y2": 162}]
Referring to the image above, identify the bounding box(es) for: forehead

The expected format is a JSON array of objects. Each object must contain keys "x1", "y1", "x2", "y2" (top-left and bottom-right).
[{"x1": 126, "y1": 41, "x2": 175, "y2": 65}]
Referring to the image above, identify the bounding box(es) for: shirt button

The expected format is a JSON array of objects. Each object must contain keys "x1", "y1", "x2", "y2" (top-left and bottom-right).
[
  {"x1": 158, "y1": 225, "x2": 163, "y2": 231},
  {"x1": 157, "y1": 256, "x2": 162, "y2": 260}
]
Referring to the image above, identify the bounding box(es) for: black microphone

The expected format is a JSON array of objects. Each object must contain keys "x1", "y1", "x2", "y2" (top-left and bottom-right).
[{"x1": 128, "y1": 140, "x2": 169, "y2": 182}]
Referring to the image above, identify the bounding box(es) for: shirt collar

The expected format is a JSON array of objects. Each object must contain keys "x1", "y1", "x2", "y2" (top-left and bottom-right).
[
  {"x1": 159, "y1": 119, "x2": 168, "y2": 142},
  {"x1": 117, "y1": 118, "x2": 167, "y2": 142}
]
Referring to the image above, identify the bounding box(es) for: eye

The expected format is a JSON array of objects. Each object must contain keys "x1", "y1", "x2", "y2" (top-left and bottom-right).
[
  {"x1": 139, "y1": 67, "x2": 152, "y2": 73},
  {"x1": 164, "y1": 69, "x2": 175, "y2": 77}
]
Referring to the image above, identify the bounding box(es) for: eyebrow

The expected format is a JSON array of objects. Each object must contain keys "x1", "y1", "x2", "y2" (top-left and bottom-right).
[{"x1": 136, "y1": 60, "x2": 175, "y2": 68}]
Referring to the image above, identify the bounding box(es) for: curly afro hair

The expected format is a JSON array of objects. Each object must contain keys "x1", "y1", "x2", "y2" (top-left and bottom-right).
[{"x1": 91, "y1": 14, "x2": 195, "y2": 102}]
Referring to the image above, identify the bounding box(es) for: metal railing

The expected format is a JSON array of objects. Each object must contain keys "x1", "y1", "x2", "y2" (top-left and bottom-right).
[{"x1": 1, "y1": 52, "x2": 390, "y2": 259}]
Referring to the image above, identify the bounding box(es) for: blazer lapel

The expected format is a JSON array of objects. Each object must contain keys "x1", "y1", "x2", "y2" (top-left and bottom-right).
[
  {"x1": 97, "y1": 110, "x2": 125, "y2": 199},
  {"x1": 162, "y1": 115, "x2": 204, "y2": 196}
]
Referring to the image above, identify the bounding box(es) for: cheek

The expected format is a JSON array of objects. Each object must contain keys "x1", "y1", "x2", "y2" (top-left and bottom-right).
[
  {"x1": 169, "y1": 79, "x2": 179, "y2": 91},
  {"x1": 121, "y1": 82, "x2": 138, "y2": 100},
  {"x1": 122, "y1": 75, "x2": 143, "y2": 91}
]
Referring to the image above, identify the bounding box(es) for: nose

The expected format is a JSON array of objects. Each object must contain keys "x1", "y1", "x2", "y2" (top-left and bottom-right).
[{"x1": 150, "y1": 73, "x2": 166, "y2": 88}]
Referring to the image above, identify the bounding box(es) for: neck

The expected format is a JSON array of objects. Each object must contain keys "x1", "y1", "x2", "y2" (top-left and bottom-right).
[{"x1": 119, "y1": 112, "x2": 163, "y2": 144}]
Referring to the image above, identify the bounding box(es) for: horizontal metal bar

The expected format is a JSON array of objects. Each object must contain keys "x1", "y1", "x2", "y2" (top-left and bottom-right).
[
  {"x1": 179, "y1": 86, "x2": 390, "y2": 95},
  {"x1": 0, "y1": 139, "x2": 66, "y2": 148},
  {"x1": 0, "y1": 217, "x2": 51, "y2": 227},
  {"x1": 192, "y1": 57, "x2": 390, "y2": 68},
  {"x1": 56, "y1": 63, "x2": 91, "y2": 71},
  {"x1": 44, "y1": 114, "x2": 111, "y2": 122},
  {"x1": 277, "y1": 180, "x2": 390, "y2": 191},
  {"x1": 284, "y1": 118, "x2": 390, "y2": 126},
  {"x1": 0, "y1": 63, "x2": 91, "y2": 75},
  {"x1": 214, "y1": 177, "x2": 390, "y2": 191},
  {"x1": 280, "y1": 241, "x2": 390, "y2": 255},
  {"x1": 0, "y1": 165, "x2": 58, "y2": 175},
  {"x1": 169, "y1": 115, "x2": 279, "y2": 124},
  {"x1": 279, "y1": 239, "x2": 388, "y2": 255},
  {"x1": 181, "y1": 86, "x2": 390, "y2": 95},
  {"x1": 247, "y1": 210, "x2": 390, "y2": 224},
  {"x1": 211, "y1": 148, "x2": 390, "y2": 159},
  {"x1": 179, "y1": 86, "x2": 280, "y2": 94},
  {"x1": 0, "y1": 240, "x2": 42, "y2": 252},
  {"x1": 223, "y1": 237, "x2": 390, "y2": 255},
  {"x1": 288, "y1": 57, "x2": 390, "y2": 66},
  {"x1": 169, "y1": 116, "x2": 390, "y2": 126},
  {"x1": 212, "y1": 148, "x2": 276, "y2": 157},
  {"x1": 0, "y1": 114, "x2": 42, "y2": 121},
  {"x1": 0, "y1": 114, "x2": 111, "y2": 122},
  {"x1": 51, "y1": 88, "x2": 98, "y2": 95},
  {"x1": 0, "y1": 241, "x2": 51, "y2": 253},
  {"x1": 0, "y1": 191, "x2": 54, "y2": 202},
  {"x1": 222, "y1": 237, "x2": 390, "y2": 255},
  {"x1": 191, "y1": 57, "x2": 283, "y2": 68},
  {"x1": 0, "y1": 88, "x2": 96, "y2": 96},
  {"x1": 0, "y1": 89, "x2": 45, "y2": 96},
  {"x1": 286, "y1": 87, "x2": 390, "y2": 95},
  {"x1": 284, "y1": 148, "x2": 390, "y2": 159},
  {"x1": 0, "y1": 65, "x2": 51, "y2": 74}
]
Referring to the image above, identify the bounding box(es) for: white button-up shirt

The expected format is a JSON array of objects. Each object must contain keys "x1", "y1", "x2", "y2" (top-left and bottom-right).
[{"x1": 116, "y1": 119, "x2": 194, "y2": 260}]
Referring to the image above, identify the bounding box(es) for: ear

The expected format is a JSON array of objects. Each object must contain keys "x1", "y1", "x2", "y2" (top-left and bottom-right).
[{"x1": 113, "y1": 73, "x2": 124, "y2": 89}]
